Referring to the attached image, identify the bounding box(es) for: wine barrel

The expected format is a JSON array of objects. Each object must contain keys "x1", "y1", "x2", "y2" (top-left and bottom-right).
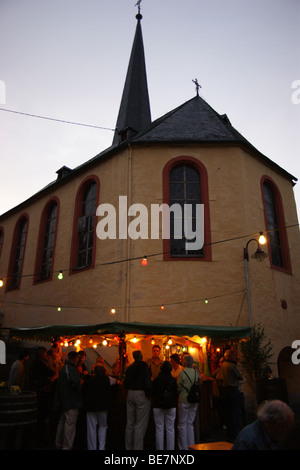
[
  {"x1": 256, "y1": 378, "x2": 289, "y2": 405},
  {"x1": 0, "y1": 391, "x2": 37, "y2": 427}
]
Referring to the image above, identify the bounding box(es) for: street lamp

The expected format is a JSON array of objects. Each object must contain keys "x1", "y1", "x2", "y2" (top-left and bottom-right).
[{"x1": 243, "y1": 232, "x2": 267, "y2": 328}]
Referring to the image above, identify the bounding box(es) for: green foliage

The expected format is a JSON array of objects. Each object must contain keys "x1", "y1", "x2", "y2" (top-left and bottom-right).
[{"x1": 239, "y1": 323, "x2": 274, "y2": 388}]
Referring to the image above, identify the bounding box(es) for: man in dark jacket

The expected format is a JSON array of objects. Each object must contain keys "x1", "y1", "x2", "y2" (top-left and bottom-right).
[
  {"x1": 124, "y1": 350, "x2": 152, "y2": 450},
  {"x1": 54, "y1": 351, "x2": 81, "y2": 450}
]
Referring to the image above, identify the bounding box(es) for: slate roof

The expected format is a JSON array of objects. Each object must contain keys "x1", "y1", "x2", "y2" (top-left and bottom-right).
[{"x1": 130, "y1": 94, "x2": 248, "y2": 144}]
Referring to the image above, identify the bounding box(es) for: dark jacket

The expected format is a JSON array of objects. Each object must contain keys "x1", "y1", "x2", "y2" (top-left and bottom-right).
[
  {"x1": 124, "y1": 359, "x2": 152, "y2": 397},
  {"x1": 152, "y1": 372, "x2": 177, "y2": 409},
  {"x1": 54, "y1": 361, "x2": 81, "y2": 411},
  {"x1": 83, "y1": 373, "x2": 111, "y2": 412}
]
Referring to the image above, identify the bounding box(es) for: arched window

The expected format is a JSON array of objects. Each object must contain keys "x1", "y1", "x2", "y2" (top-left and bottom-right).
[
  {"x1": 261, "y1": 176, "x2": 291, "y2": 273},
  {"x1": 34, "y1": 200, "x2": 58, "y2": 282},
  {"x1": 163, "y1": 157, "x2": 211, "y2": 261},
  {"x1": 0, "y1": 227, "x2": 3, "y2": 257},
  {"x1": 71, "y1": 177, "x2": 99, "y2": 271},
  {"x1": 7, "y1": 215, "x2": 28, "y2": 290}
]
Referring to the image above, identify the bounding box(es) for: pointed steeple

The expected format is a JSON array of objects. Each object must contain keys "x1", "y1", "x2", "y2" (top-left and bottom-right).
[{"x1": 113, "y1": 11, "x2": 151, "y2": 145}]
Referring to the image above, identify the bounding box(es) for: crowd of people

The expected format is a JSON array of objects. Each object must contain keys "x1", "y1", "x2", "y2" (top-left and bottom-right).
[{"x1": 6, "y1": 342, "x2": 296, "y2": 451}]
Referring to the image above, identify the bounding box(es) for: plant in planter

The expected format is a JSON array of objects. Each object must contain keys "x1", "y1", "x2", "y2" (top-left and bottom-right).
[{"x1": 239, "y1": 322, "x2": 274, "y2": 404}]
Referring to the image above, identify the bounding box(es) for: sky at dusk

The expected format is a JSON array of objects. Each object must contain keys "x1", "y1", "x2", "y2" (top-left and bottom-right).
[{"x1": 1, "y1": 0, "x2": 299, "y2": 227}]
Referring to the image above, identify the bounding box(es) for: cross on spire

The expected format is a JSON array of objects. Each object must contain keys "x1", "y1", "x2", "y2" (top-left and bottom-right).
[
  {"x1": 192, "y1": 78, "x2": 202, "y2": 96},
  {"x1": 135, "y1": 0, "x2": 142, "y2": 14}
]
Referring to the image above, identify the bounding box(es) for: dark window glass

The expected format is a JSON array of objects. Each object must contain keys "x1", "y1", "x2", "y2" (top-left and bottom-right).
[
  {"x1": 263, "y1": 183, "x2": 283, "y2": 267},
  {"x1": 40, "y1": 203, "x2": 58, "y2": 280},
  {"x1": 169, "y1": 165, "x2": 202, "y2": 257},
  {"x1": 77, "y1": 182, "x2": 97, "y2": 268},
  {"x1": 10, "y1": 218, "x2": 27, "y2": 289}
]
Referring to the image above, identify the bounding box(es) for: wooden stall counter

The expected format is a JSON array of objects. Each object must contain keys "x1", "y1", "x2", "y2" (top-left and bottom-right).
[{"x1": 189, "y1": 441, "x2": 233, "y2": 451}]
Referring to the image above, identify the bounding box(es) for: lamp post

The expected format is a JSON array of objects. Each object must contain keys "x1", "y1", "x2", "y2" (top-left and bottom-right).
[{"x1": 243, "y1": 232, "x2": 267, "y2": 328}]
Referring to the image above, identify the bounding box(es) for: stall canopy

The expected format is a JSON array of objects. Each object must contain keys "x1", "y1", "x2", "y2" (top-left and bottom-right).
[{"x1": 9, "y1": 321, "x2": 251, "y2": 342}]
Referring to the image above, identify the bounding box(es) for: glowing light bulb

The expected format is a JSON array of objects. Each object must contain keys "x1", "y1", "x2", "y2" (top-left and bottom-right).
[
  {"x1": 102, "y1": 339, "x2": 108, "y2": 346},
  {"x1": 161, "y1": 304, "x2": 165, "y2": 310},
  {"x1": 58, "y1": 270, "x2": 63, "y2": 280},
  {"x1": 259, "y1": 232, "x2": 267, "y2": 245},
  {"x1": 110, "y1": 308, "x2": 116, "y2": 315},
  {"x1": 0, "y1": 279, "x2": 4, "y2": 288},
  {"x1": 141, "y1": 257, "x2": 148, "y2": 266},
  {"x1": 57, "y1": 306, "x2": 62, "y2": 312},
  {"x1": 204, "y1": 298, "x2": 208, "y2": 304}
]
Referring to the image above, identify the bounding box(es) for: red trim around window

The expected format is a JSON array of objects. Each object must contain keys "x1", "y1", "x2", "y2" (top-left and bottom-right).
[
  {"x1": 260, "y1": 175, "x2": 292, "y2": 274},
  {"x1": 69, "y1": 175, "x2": 100, "y2": 274},
  {"x1": 6, "y1": 214, "x2": 29, "y2": 291},
  {"x1": 33, "y1": 197, "x2": 60, "y2": 284},
  {"x1": 162, "y1": 156, "x2": 212, "y2": 261},
  {"x1": 0, "y1": 226, "x2": 4, "y2": 258}
]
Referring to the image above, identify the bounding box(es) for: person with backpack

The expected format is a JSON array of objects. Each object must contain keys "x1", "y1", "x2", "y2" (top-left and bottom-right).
[
  {"x1": 152, "y1": 361, "x2": 178, "y2": 450},
  {"x1": 177, "y1": 354, "x2": 202, "y2": 450}
]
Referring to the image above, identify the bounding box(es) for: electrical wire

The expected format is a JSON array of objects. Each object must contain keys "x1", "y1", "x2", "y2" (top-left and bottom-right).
[{"x1": 0, "y1": 107, "x2": 115, "y2": 131}]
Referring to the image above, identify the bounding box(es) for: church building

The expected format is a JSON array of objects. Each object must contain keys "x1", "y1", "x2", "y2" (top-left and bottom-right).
[{"x1": 1, "y1": 10, "x2": 300, "y2": 410}]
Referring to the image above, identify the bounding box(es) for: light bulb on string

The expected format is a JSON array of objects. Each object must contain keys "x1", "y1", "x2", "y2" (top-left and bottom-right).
[
  {"x1": 57, "y1": 306, "x2": 62, "y2": 312},
  {"x1": 258, "y1": 232, "x2": 267, "y2": 245},
  {"x1": 0, "y1": 279, "x2": 4, "y2": 288},
  {"x1": 204, "y1": 298, "x2": 208, "y2": 304},
  {"x1": 141, "y1": 256, "x2": 148, "y2": 266},
  {"x1": 58, "y1": 270, "x2": 63, "y2": 280},
  {"x1": 110, "y1": 308, "x2": 116, "y2": 315},
  {"x1": 161, "y1": 304, "x2": 165, "y2": 310}
]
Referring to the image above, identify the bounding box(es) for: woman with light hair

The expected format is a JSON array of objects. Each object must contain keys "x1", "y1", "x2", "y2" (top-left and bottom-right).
[{"x1": 177, "y1": 354, "x2": 201, "y2": 450}]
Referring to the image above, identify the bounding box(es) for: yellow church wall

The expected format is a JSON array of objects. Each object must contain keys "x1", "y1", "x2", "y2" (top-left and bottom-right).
[{"x1": 0, "y1": 141, "x2": 300, "y2": 373}]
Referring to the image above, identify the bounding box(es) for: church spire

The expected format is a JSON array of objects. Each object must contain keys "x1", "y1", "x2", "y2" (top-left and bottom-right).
[{"x1": 112, "y1": 9, "x2": 151, "y2": 145}]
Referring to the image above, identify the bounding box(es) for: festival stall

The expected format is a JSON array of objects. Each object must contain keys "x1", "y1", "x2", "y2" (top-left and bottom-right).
[{"x1": 9, "y1": 321, "x2": 251, "y2": 379}]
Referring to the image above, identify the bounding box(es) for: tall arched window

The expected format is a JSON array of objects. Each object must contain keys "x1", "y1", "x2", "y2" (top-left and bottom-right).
[
  {"x1": 7, "y1": 215, "x2": 28, "y2": 290},
  {"x1": 71, "y1": 177, "x2": 99, "y2": 271},
  {"x1": 0, "y1": 227, "x2": 3, "y2": 258},
  {"x1": 163, "y1": 156, "x2": 211, "y2": 261},
  {"x1": 261, "y1": 176, "x2": 291, "y2": 273},
  {"x1": 34, "y1": 200, "x2": 58, "y2": 282}
]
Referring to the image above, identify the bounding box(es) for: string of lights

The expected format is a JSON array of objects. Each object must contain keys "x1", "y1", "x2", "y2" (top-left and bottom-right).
[
  {"x1": 0, "y1": 287, "x2": 246, "y2": 312},
  {"x1": 0, "y1": 223, "x2": 298, "y2": 285}
]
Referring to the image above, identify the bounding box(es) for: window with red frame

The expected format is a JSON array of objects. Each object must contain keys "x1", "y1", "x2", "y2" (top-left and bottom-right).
[
  {"x1": 76, "y1": 181, "x2": 97, "y2": 269},
  {"x1": 169, "y1": 164, "x2": 203, "y2": 257},
  {"x1": 8, "y1": 217, "x2": 28, "y2": 289},
  {"x1": 262, "y1": 178, "x2": 291, "y2": 273},
  {"x1": 39, "y1": 202, "x2": 58, "y2": 280}
]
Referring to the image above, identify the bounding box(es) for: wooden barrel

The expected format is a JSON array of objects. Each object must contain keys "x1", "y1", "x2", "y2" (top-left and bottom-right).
[
  {"x1": 0, "y1": 391, "x2": 37, "y2": 427},
  {"x1": 256, "y1": 378, "x2": 289, "y2": 405}
]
